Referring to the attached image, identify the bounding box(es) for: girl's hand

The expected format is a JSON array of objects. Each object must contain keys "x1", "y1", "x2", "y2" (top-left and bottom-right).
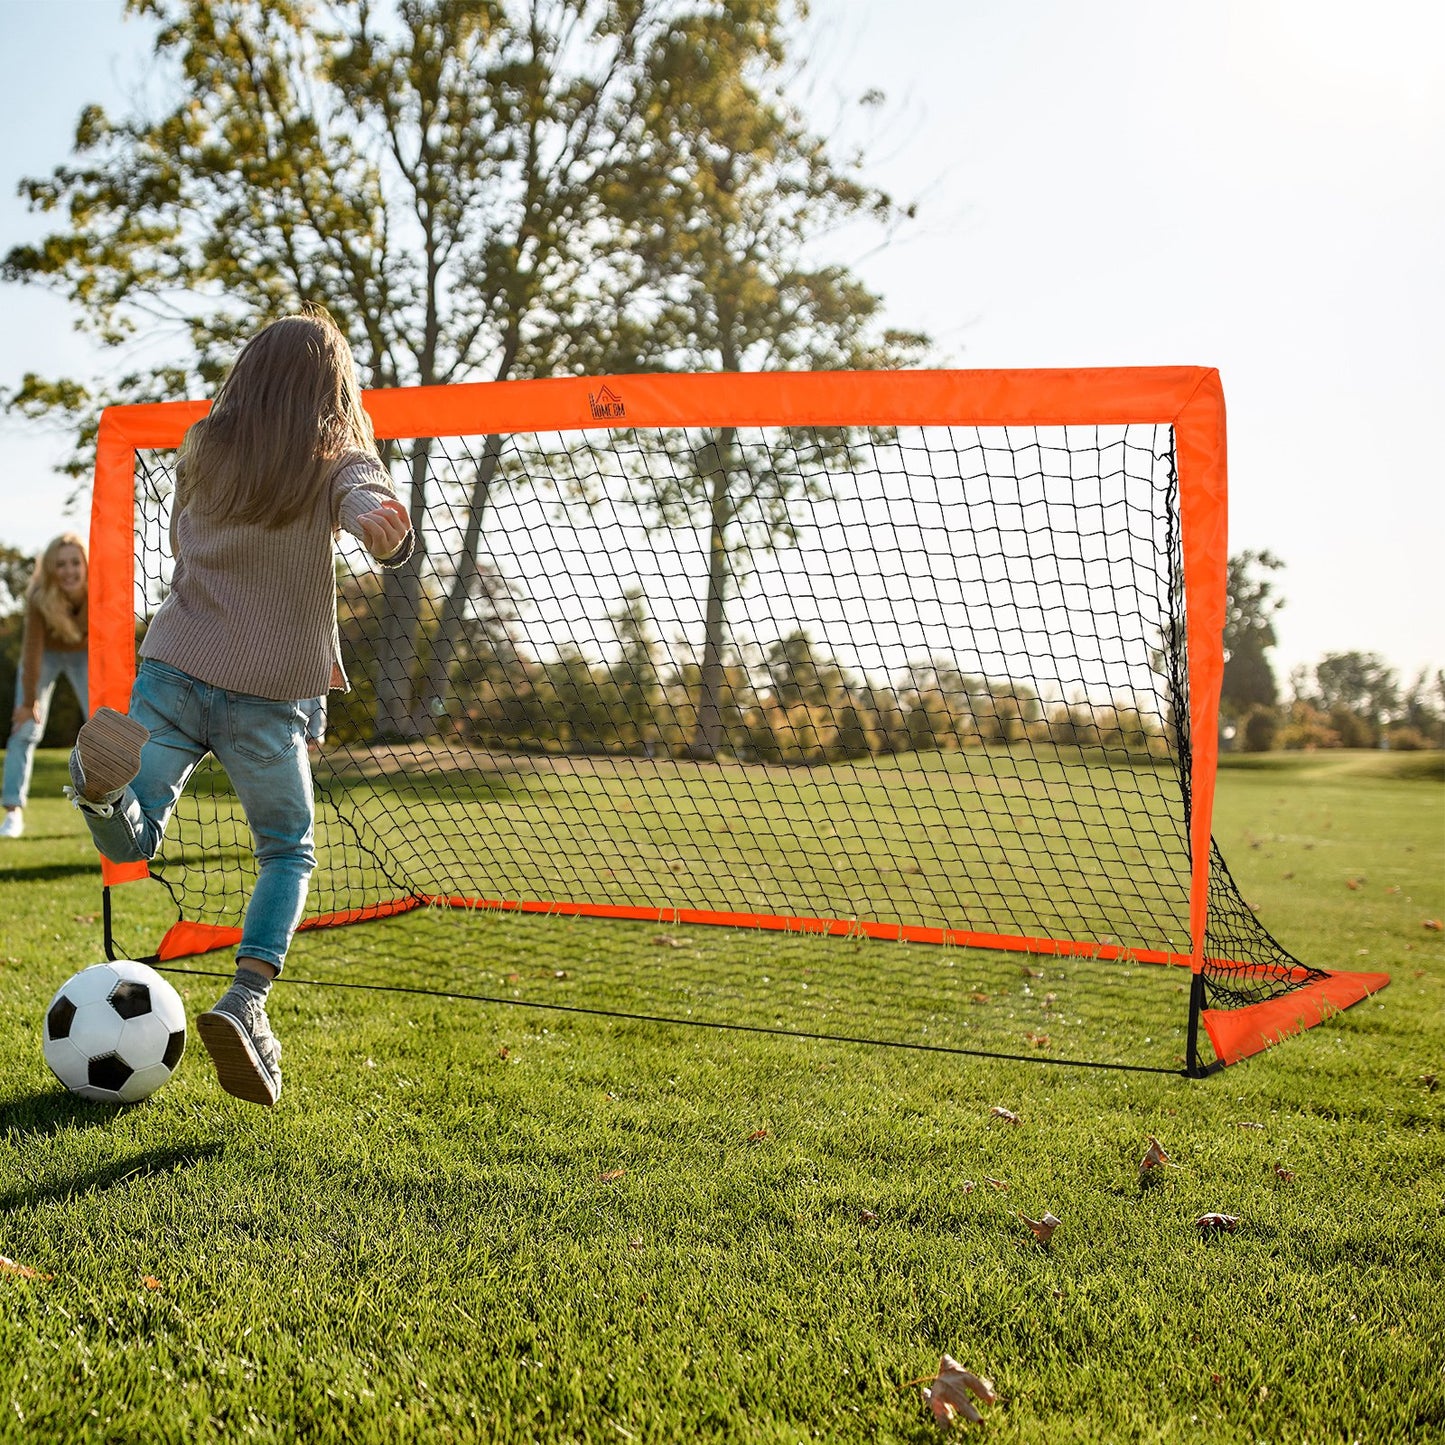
[
  {"x1": 357, "y1": 497, "x2": 412, "y2": 560},
  {"x1": 11, "y1": 703, "x2": 40, "y2": 734}
]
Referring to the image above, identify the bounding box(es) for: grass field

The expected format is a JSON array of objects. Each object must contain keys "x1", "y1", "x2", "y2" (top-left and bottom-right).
[{"x1": 1, "y1": 749, "x2": 1442, "y2": 1442}]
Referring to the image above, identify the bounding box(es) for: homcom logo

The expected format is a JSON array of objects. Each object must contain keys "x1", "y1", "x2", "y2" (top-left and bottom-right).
[{"x1": 587, "y1": 385, "x2": 625, "y2": 421}]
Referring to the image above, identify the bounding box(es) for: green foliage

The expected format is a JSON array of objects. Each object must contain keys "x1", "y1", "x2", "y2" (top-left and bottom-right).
[{"x1": 1221, "y1": 550, "x2": 1284, "y2": 720}]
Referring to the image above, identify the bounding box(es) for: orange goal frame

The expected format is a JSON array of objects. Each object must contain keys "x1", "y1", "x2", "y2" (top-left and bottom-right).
[{"x1": 88, "y1": 366, "x2": 1388, "y2": 1072}]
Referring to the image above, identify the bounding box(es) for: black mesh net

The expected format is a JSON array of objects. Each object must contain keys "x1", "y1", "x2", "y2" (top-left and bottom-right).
[{"x1": 109, "y1": 418, "x2": 1321, "y2": 1072}]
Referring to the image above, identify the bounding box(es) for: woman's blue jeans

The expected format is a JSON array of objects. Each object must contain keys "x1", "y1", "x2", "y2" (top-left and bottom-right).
[
  {"x1": 3, "y1": 648, "x2": 89, "y2": 809},
  {"x1": 79, "y1": 660, "x2": 319, "y2": 975}
]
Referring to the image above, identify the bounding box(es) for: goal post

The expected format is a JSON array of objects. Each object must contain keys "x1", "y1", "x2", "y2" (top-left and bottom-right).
[{"x1": 87, "y1": 367, "x2": 1389, "y2": 1074}]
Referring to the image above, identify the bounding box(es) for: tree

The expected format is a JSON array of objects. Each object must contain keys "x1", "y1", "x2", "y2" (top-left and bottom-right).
[
  {"x1": 8, "y1": 0, "x2": 857, "y2": 738},
  {"x1": 1221, "y1": 550, "x2": 1285, "y2": 723},
  {"x1": 1396, "y1": 668, "x2": 1445, "y2": 749},
  {"x1": 0, "y1": 544, "x2": 34, "y2": 616},
  {"x1": 603, "y1": 2, "x2": 929, "y2": 759},
  {"x1": 1310, "y1": 651, "x2": 1400, "y2": 744}
]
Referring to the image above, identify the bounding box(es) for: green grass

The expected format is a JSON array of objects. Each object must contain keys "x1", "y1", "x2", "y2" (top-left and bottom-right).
[{"x1": 2, "y1": 750, "x2": 1442, "y2": 1442}]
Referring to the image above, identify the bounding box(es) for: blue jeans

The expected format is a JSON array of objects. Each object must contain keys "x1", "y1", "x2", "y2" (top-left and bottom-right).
[
  {"x1": 79, "y1": 660, "x2": 320, "y2": 975},
  {"x1": 4, "y1": 648, "x2": 89, "y2": 808}
]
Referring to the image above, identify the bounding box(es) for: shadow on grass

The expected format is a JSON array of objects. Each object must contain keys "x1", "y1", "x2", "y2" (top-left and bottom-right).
[
  {"x1": 0, "y1": 1089, "x2": 129, "y2": 1138},
  {"x1": 0, "y1": 1132, "x2": 226, "y2": 1211},
  {"x1": 0, "y1": 861, "x2": 103, "y2": 885}
]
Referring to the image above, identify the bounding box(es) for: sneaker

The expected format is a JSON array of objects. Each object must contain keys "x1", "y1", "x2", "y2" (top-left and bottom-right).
[
  {"x1": 0, "y1": 811, "x2": 22, "y2": 839},
  {"x1": 65, "y1": 707, "x2": 149, "y2": 815},
  {"x1": 198, "y1": 992, "x2": 283, "y2": 1106}
]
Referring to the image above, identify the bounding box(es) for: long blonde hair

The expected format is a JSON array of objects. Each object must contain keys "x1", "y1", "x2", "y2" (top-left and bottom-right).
[
  {"x1": 177, "y1": 306, "x2": 377, "y2": 528},
  {"x1": 27, "y1": 532, "x2": 88, "y2": 646}
]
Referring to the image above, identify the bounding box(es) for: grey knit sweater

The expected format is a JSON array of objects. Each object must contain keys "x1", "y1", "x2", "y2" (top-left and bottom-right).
[{"x1": 140, "y1": 452, "x2": 414, "y2": 701}]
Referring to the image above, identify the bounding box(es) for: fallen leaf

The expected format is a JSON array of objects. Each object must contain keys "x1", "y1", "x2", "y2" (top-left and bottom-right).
[
  {"x1": 1234, "y1": 1121, "x2": 1266, "y2": 1131},
  {"x1": 497, "y1": 1045, "x2": 510, "y2": 1059},
  {"x1": 1271, "y1": 1163, "x2": 1296, "y2": 1184},
  {"x1": 916, "y1": 1355, "x2": 998, "y2": 1429},
  {"x1": 983, "y1": 1177, "x2": 1009, "y2": 1191},
  {"x1": 959, "y1": 1181, "x2": 976, "y2": 1195},
  {"x1": 653, "y1": 934, "x2": 685, "y2": 947},
  {"x1": 1041, "y1": 992, "x2": 1059, "y2": 1009},
  {"x1": 0, "y1": 1256, "x2": 52, "y2": 1282},
  {"x1": 1346, "y1": 878, "x2": 1362, "y2": 890},
  {"x1": 1020, "y1": 965, "x2": 1045, "y2": 979},
  {"x1": 989, "y1": 1105, "x2": 1021, "y2": 1125},
  {"x1": 1195, "y1": 1213, "x2": 1241, "y2": 1234},
  {"x1": 1020, "y1": 1211, "x2": 1061, "y2": 1244},
  {"x1": 860, "y1": 1209, "x2": 880, "y2": 1225},
  {"x1": 1423, "y1": 919, "x2": 1443, "y2": 932},
  {"x1": 599, "y1": 1168, "x2": 626, "y2": 1183},
  {"x1": 1139, "y1": 1135, "x2": 1171, "y2": 1172},
  {"x1": 970, "y1": 992, "x2": 991, "y2": 1004},
  {"x1": 745, "y1": 1128, "x2": 770, "y2": 1142},
  {"x1": 140, "y1": 1275, "x2": 163, "y2": 1291},
  {"x1": 1023, "y1": 1032, "x2": 1051, "y2": 1047}
]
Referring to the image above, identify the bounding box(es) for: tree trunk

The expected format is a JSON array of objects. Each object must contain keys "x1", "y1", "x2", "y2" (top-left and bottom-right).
[
  {"x1": 407, "y1": 433, "x2": 505, "y2": 736},
  {"x1": 686, "y1": 428, "x2": 735, "y2": 761},
  {"x1": 371, "y1": 441, "x2": 431, "y2": 740}
]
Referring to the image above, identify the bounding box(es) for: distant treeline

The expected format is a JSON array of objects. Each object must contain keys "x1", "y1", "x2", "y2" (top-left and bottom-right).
[{"x1": 332, "y1": 574, "x2": 1174, "y2": 762}]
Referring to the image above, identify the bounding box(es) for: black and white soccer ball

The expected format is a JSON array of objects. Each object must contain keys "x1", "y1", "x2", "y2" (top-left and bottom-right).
[{"x1": 43, "y1": 961, "x2": 187, "y2": 1104}]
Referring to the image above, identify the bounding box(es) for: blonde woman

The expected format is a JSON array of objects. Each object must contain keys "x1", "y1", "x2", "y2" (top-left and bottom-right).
[
  {"x1": 65, "y1": 307, "x2": 413, "y2": 1106},
  {"x1": 2, "y1": 533, "x2": 89, "y2": 839}
]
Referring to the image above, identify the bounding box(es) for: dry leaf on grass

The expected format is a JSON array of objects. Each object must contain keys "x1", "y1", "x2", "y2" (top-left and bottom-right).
[
  {"x1": 989, "y1": 1105, "x2": 1021, "y2": 1125},
  {"x1": 1020, "y1": 1211, "x2": 1061, "y2": 1244},
  {"x1": 1, "y1": 1256, "x2": 52, "y2": 1281},
  {"x1": 599, "y1": 1168, "x2": 626, "y2": 1183},
  {"x1": 1271, "y1": 1163, "x2": 1296, "y2": 1184},
  {"x1": 745, "y1": 1128, "x2": 770, "y2": 1142},
  {"x1": 1139, "y1": 1135, "x2": 1171, "y2": 1172},
  {"x1": 914, "y1": 1354, "x2": 998, "y2": 1429},
  {"x1": 1023, "y1": 1032, "x2": 1051, "y2": 1047},
  {"x1": 1195, "y1": 1212, "x2": 1241, "y2": 1234},
  {"x1": 983, "y1": 1177, "x2": 1009, "y2": 1192},
  {"x1": 1234, "y1": 1121, "x2": 1266, "y2": 1131},
  {"x1": 1423, "y1": 919, "x2": 1443, "y2": 932},
  {"x1": 653, "y1": 934, "x2": 685, "y2": 947},
  {"x1": 860, "y1": 1209, "x2": 880, "y2": 1225},
  {"x1": 140, "y1": 1275, "x2": 163, "y2": 1291}
]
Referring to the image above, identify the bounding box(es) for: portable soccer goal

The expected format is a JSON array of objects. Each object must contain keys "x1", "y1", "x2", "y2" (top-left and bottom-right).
[{"x1": 88, "y1": 367, "x2": 1388, "y2": 1075}]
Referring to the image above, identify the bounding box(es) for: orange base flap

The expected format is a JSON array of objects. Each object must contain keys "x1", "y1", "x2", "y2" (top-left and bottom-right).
[
  {"x1": 155, "y1": 897, "x2": 426, "y2": 962},
  {"x1": 157, "y1": 920, "x2": 242, "y2": 961},
  {"x1": 1200, "y1": 969, "x2": 1392, "y2": 1067}
]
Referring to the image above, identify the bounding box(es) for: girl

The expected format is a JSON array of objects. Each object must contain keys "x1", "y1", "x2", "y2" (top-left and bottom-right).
[
  {"x1": 2, "y1": 532, "x2": 90, "y2": 839},
  {"x1": 67, "y1": 308, "x2": 413, "y2": 1107}
]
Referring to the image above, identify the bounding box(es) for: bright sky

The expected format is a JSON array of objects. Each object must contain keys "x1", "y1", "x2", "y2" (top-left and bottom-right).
[{"x1": 1, "y1": 0, "x2": 1441, "y2": 685}]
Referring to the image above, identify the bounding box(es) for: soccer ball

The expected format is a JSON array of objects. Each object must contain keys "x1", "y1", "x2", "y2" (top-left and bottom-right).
[{"x1": 43, "y1": 961, "x2": 187, "y2": 1104}]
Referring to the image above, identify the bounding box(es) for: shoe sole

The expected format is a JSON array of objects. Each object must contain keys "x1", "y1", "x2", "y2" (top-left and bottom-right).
[
  {"x1": 197, "y1": 1010, "x2": 280, "y2": 1106},
  {"x1": 76, "y1": 707, "x2": 150, "y2": 800}
]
